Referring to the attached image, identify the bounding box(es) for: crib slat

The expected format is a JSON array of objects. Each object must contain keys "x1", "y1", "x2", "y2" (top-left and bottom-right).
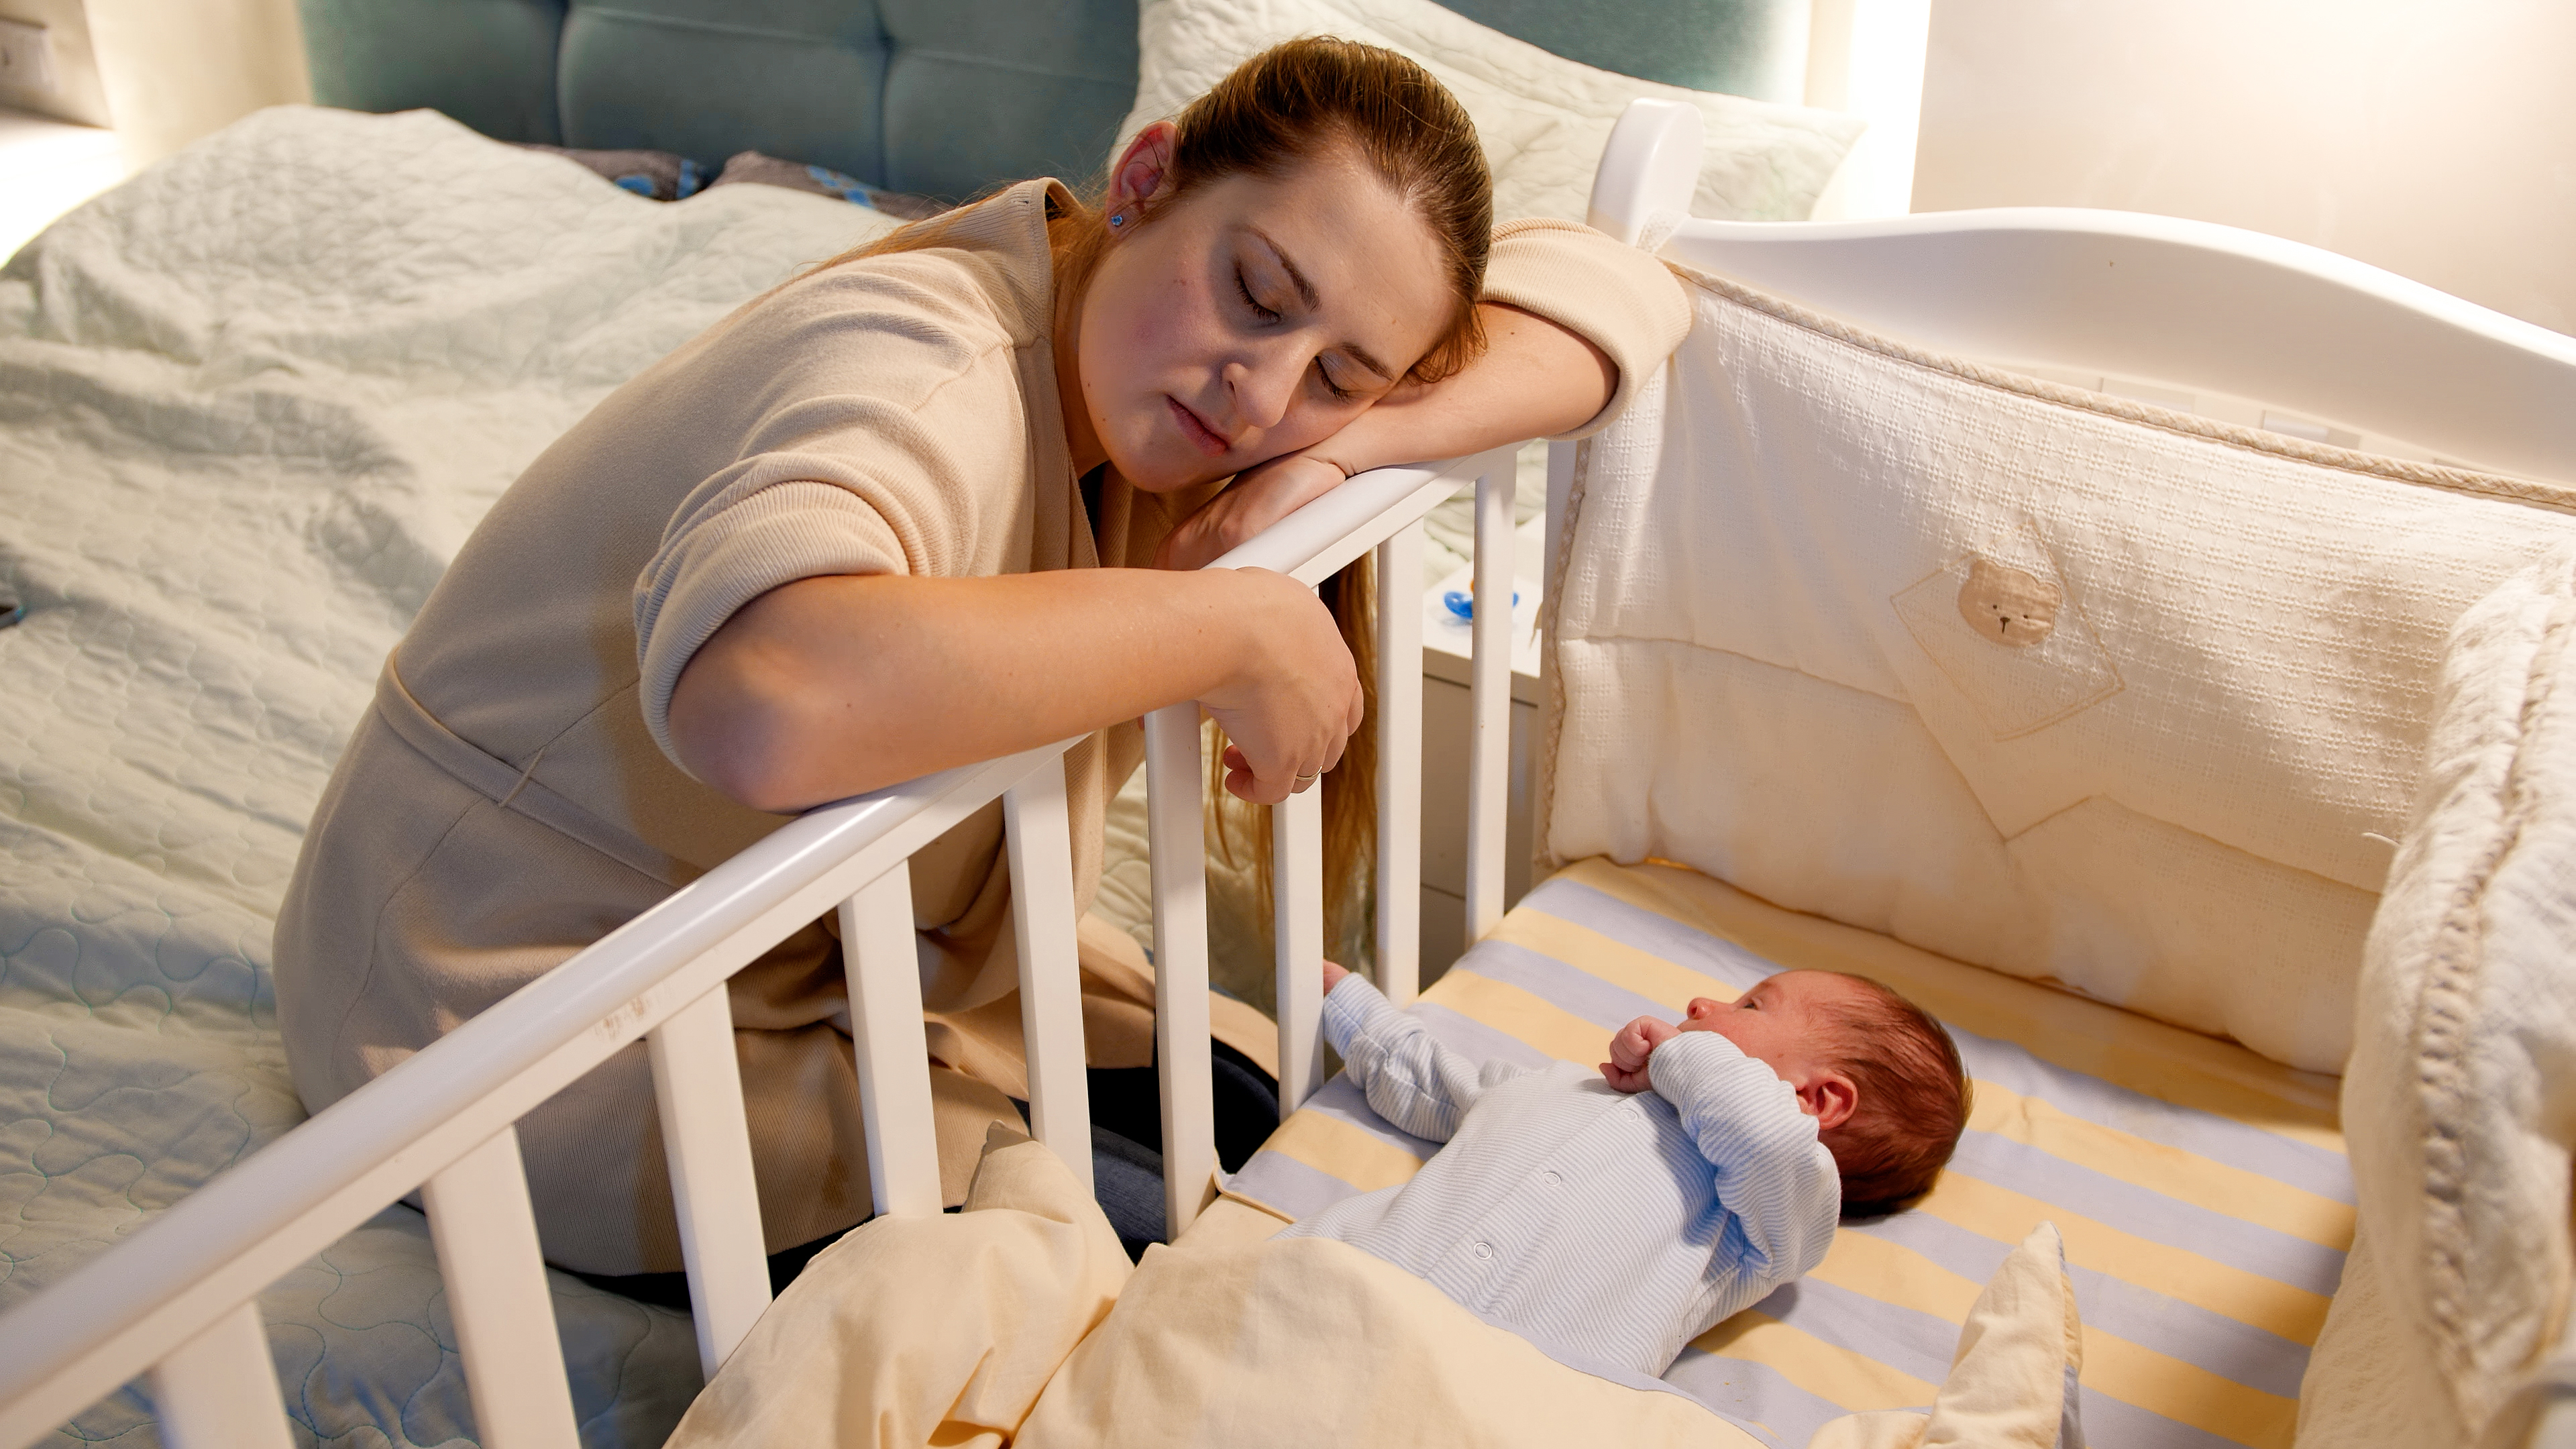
[
  {"x1": 647, "y1": 985, "x2": 773, "y2": 1379},
  {"x1": 1272, "y1": 784, "x2": 1328, "y2": 1115},
  {"x1": 1465, "y1": 461, "x2": 1515, "y2": 945},
  {"x1": 146, "y1": 1302, "x2": 290, "y2": 1449},
  {"x1": 419, "y1": 1126, "x2": 580, "y2": 1449},
  {"x1": 841, "y1": 863, "x2": 944, "y2": 1219},
  {"x1": 1003, "y1": 761, "x2": 1095, "y2": 1191},
  {"x1": 1143, "y1": 703, "x2": 1216, "y2": 1238},
  {"x1": 1375, "y1": 523, "x2": 1426, "y2": 1006}
]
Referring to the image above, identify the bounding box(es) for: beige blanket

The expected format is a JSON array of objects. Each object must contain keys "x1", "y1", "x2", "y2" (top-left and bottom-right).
[{"x1": 666, "y1": 1136, "x2": 1764, "y2": 1448}]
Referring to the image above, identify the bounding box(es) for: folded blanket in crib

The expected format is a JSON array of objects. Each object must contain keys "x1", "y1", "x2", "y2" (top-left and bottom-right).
[
  {"x1": 673, "y1": 1130, "x2": 2092, "y2": 1449},
  {"x1": 669, "y1": 1131, "x2": 1777, "y2": 1449}
]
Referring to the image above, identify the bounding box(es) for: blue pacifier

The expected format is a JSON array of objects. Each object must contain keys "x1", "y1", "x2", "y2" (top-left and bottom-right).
[{"x1": 1440, "y1": 588, "x2": 1519, "y2": 621}]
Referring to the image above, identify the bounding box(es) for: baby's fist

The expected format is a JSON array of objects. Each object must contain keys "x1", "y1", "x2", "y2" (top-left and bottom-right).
[
  {"x1": 1322, "y1": 960, "x2": 1350, "y2": 994},
  {"x1": 1601, "y1": 1015, "x2": 1678, "y2": 1094}
]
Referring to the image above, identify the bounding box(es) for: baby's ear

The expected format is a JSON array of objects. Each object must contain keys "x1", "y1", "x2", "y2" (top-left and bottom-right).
[{"x1": 1799, "y1": 1072, "x2": 1860, "y2": 1132}]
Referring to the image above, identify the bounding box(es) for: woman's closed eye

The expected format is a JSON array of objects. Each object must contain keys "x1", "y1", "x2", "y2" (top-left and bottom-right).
[{"x1": 1234, "y1": 267, "x2": 1283, "y2": 325}]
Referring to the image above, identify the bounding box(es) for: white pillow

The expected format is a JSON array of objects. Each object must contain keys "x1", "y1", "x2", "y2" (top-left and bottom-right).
[
  {"x1": 1118, "y1": 0, "x2": 1866, "y2": 224},
  {"x1": 2303, "y1": 547, "x2": 2576, "y2": 1446}
]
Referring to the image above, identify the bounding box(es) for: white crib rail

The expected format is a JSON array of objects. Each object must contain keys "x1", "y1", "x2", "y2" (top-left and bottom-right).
[{"x1": 0, "y1": 444, "x2": 1525, "y2": 1448}]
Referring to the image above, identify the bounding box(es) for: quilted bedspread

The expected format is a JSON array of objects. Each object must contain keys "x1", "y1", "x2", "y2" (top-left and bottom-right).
[{"x1": 0, "y1": 105, "x2": 899, "y2": 1446}]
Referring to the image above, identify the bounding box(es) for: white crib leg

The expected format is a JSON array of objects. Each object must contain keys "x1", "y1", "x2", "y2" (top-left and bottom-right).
[
  {"x1": 147, "y1": 1302, "x2": 290, "y2": 1449},
  {"x1": 841, "y1": 863, "x2": 943, "y2": 1220},
  {"x1": 1272, "y1": 781, "x2": 1327, "y2": 1116},
  {"x1": 647, "y1": 985, "x2": 773, "y2": 1380},
  {"x1": 1375, "y1": 522, "x2": 1425, "y2": 1006},
  {"x1": 1465, "y1": 460, "x2": 1514, "y2": 946},
  {"x1": 1143, "y1": 703, "x2": 1215, "y2": 1238},
  {"x1": 1004, "y1": 761, "x2": 1096, "y2": 1192},
  {"x1": 419, "y1": 1126, "x2": 581, "y2": 1449}
]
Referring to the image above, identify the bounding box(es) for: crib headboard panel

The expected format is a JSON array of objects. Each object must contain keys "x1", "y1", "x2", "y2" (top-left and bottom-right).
[{"x1": 295, "y1": 0, "x2": 1815, "y2": 201}]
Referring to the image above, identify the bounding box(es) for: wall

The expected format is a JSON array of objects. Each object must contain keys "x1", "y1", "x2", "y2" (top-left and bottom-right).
[
  {"x1": 1912, "y1": 0, "x2": 2576, "y2": 335},
  {"x1": 84, "y1": 0, "x2": 308, "y2": 166},
  {"x1": 0, "y1": 0, "x2": 113, "y2": 129}
]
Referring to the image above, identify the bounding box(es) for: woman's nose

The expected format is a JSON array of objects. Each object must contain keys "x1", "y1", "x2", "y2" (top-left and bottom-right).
[{"x1": 1224, "y1": 351, "x2": 1301, "y2": 432}]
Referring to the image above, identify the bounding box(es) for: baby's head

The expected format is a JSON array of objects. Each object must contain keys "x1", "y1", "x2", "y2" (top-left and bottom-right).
[{"x1": 1678, "y1": 970, "x2": 1970, "y2": 1216}]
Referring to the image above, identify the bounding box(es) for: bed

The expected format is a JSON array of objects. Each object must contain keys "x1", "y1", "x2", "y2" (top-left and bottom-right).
[
  {"x1": 0, "y1": 3, "x2": 1878, "y2": 1444},
  {"x1": 6, "y1": 2, "x2": 2576, "y2": 1448}
]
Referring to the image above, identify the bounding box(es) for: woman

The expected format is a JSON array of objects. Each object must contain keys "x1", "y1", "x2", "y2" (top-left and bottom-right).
[{"x1": 274, "y1": 39, "x2": 1688, "y2": 1279}]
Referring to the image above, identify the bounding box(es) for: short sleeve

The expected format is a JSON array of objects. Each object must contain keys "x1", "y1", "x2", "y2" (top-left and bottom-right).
[
  {"x1": 628, "y1": 258, "x2": 1034, "y2": 769},
  {"x1": 633, "y1": 475, "x2": 908, "y2": 765},
  {"x1": 1480, "y1": 218, "x2": 1691, "y2": 440}
]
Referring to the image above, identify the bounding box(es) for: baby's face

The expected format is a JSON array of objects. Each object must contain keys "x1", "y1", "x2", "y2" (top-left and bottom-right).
[{"x1": 1674, "y1": 971, "x2": 1872, "y2": 1107}]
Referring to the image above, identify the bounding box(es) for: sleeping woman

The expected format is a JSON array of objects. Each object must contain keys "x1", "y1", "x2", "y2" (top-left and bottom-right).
[{"x1": 272, "y1": 38, "x2": 1689, "y2": 1283}]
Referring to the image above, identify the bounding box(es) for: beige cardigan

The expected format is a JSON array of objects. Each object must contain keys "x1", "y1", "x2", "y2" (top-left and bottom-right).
[{"x1": 274, "y1": 179, "x2": 1689, "y2": 1275}]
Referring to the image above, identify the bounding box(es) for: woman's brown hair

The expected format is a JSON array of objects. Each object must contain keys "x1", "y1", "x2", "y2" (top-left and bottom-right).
[
  {"x1": 1151, "y1": 40, "x2": 1491, "y2": 958},
  {"x1": 830, "y1": 38, "x2": 1496, "y2": 966}
]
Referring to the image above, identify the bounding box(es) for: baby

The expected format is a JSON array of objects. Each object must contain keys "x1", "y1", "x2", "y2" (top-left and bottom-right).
[{"x1": 1279, "y1": 961, "x2": 1970, "y2": 1382}]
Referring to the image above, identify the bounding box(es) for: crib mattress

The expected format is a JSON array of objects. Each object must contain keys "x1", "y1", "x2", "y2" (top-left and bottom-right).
[{"x1": 1225, "y1": 858, "x2": 2351, "y2": 1449}]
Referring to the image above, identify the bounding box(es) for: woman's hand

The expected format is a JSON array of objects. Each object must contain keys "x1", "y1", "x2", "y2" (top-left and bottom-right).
[
  {"x1": 1197, "y1": 567, "x2": 1364, "y2": 804},
  {"x1": 1601, "y1": 1014, "x2": 1678, "y2": 1094},
  {"x1": 1155, "y1": 453, "x2": 1349, "y2": 572}
]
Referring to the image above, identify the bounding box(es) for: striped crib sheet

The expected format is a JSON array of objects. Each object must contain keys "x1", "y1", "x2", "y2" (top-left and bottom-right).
[{"x1": 1224, "y1": 858, "x2": 2350, "y2": 1449}]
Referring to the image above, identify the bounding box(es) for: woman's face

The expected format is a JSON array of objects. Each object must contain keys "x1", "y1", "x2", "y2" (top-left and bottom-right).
[{"x1": 1067, "y1": 130, "x2": 1457, "y2": 492}]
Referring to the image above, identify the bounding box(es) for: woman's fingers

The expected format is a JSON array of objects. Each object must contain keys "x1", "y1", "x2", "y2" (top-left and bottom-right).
[
  {"x1": 1200, "y1": 568, "x2": 1366, "y2": 804},
  {"x1": 1153, "y1": 454, "x2": 1349, "y2": 572}
]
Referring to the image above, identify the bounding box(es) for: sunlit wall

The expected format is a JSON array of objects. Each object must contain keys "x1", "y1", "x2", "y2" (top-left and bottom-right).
[{"x1": 1913, "y1": 0, "x2": 2573, "y2": 335}]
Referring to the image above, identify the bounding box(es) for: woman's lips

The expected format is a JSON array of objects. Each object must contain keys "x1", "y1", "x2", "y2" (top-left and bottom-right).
[{"x1": 1167, "y1": 396, "x2": 1229, "y2": 458}]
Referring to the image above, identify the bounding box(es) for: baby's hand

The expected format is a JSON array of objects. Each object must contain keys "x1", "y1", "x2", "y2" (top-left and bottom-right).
[
  {"x1": 1601, "y1": 1015, "x2": 1678, "y2": 1093},
  {"x1": 1322, "y1": 960, "x2": 1350, "y2": 995}
]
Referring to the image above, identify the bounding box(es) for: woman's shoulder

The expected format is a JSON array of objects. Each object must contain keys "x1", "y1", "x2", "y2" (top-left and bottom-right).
[
  {"x1": 748, "y1": 249, "x2": 1026, "y2": 360},
  {"x1": 750, "y1": 180, "x2": 1063, "y2": 351},
  {"x1": 665, "y1": 248, "x2": 1038, "y2": 420}
]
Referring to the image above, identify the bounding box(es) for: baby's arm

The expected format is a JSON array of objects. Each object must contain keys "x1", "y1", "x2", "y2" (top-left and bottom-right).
[
  {"x1": 1320, "y1": 967, "x2": 1525, "y2": 1144},
  {"x1": 1648, "y1": 1033, "x2": 1841, "y2": 1279}
]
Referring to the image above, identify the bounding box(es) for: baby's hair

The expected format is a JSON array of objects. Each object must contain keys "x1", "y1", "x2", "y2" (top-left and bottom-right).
[{"x1": 1812, "y1": 973, "x2": 1971, "y2": 1216}]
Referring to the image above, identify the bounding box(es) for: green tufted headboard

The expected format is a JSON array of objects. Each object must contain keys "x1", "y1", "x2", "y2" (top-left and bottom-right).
[{"x1": 298, "y1": 0, "x2": 1809, "y2": 202}]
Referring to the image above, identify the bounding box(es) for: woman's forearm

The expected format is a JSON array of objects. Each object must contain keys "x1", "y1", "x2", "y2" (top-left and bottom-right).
[
  {"x1": 1149, "y1": 304, "x2": 1616, "y2": 572},
  {"x1": 1308, "y1": 303, "x2": 1615, "y2": 476},
  {"x1": 667, "y1": 566, "x2": 1354, "y2": 813}
]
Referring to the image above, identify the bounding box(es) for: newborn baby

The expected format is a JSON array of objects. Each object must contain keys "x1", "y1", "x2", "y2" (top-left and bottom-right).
[{"x1": 1279, "y1": 962, "x2": 1970, "y2": 1381}]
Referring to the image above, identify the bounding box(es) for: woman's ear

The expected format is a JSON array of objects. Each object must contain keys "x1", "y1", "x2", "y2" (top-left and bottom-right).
[
  {"x1": 1108, "y1": 121, "x2": 1178, "y2": 220},
  {"x1": 1796, "y1": 1071, "x2": 1859, "y2": 1133}
]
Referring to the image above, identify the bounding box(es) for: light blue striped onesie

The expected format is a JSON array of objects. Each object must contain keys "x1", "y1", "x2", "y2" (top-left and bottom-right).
[{"x1": 1279, "y1": 975, "x2": 1841, "y2": 1381}]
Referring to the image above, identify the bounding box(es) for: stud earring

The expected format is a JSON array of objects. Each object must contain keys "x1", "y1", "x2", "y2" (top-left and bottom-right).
[{"x1": 1110, "y1": 212, "x2": 1126, "y2": 228}]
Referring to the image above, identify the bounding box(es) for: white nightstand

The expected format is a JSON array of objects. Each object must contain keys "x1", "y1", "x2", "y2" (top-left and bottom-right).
[{"x1": 1413, "y1": 512, "x2": 1547, "y2": 983}]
